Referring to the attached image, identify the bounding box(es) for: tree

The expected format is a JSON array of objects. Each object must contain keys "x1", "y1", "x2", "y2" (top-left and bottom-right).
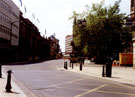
[{"x1": 70, "y1": 0, "x2": 132, "y2": 63}]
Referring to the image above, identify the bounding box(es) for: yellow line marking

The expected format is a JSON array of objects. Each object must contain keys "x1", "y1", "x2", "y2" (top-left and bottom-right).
[
  {"x1": 117, "y1": 83, "x2": 135, "y2": 90},
  {"x1": 97, "y1": 90, "x2": 135, "y2": 96},
  {"x1": 75, "y1": 84, "x2": 108, "y2": 97},
  {"x1": 69, "y1": 69, "x2": 135, "y2": 90},
  {"x1": 56, "y1": 86, "x2": 89, "y2": 91},
  {"x1": 74, "y1": 83, "x2": 101, "y2": 85},
  {"x1": 91, "y1": 75, "x2": 135, "y2": 89},
  {"x1": 74, "y1": 83, "x2": 119, "y2": 88},
  {"x1": 46, "y1": 78, "x2": 85, "y2": 88},
  {"x1": 53, "y1": 74, "x2": 67, "y2": 78}
]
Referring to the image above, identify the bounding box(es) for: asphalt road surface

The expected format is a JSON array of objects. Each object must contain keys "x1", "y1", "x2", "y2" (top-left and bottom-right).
[{"x1": 3, "y1": 59, "x2": 135, "y2": 97}]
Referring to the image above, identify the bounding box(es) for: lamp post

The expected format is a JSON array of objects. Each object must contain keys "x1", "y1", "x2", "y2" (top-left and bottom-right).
[
  {"x1": 10, "y1": 21, "x2": 22, "y2": 45},
  {"x1": 10, "y1": 21, "x2": 22, "y2": 61},
  {"x1": 78, "y1": 19, "x2": 86, "y2": 71},
  {"x1": 78, "y1": 19, "x2": 86, "y2": 53}
]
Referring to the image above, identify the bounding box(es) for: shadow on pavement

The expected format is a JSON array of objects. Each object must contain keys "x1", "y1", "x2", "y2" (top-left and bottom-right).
[
  {"x1": 5, "y1": 91, "x2": 20, "y2": 94},
  {"x1": 110, "y1": 77, "x2": 121, "y2": 79},
  {"x1": 0, "y1": 77, "x2": 6, "y2": 79}
]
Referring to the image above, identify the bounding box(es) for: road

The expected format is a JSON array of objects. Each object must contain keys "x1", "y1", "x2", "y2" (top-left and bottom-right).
[{"x1": 3, "y1": 59, "x2": 135, "y2": 97}]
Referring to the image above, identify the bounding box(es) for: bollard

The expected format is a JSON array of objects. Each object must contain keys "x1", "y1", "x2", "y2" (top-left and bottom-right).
[
  {"x1": 69, "y1": 60, "x2": 71, "y2": 67},
  {"x1": 5, "y1": 70, "x2": 12, "y2": 92},
  {"x1": 72, "y1": 63, "x2": 74, "y2": 69},
  {"x1": 64, "y1": 62, "x2": 68, "y2": 70},
  {"x1": 69, "y1": 62, "x2": 71, "y2": 67},
  {"x1": 102, "y1": 65, "x2": 105, "y2": 77},
  {"x1": 0, "y1": 64, "x2": 1, "y2": 78},
  {"x1": 80, "y1": 63, "x2": 82, "y2": 71}
]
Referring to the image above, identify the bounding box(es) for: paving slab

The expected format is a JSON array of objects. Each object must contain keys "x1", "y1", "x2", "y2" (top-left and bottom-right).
[{"x1": 63, "y1": 61, "x2": 135, "y2": 86}]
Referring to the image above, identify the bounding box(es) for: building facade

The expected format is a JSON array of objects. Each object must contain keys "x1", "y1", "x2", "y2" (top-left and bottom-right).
[
  {"x1": 0, "y1": 0, "x2": 19, "y2": 46},
  {"x1": 19, "y1": 12, "x2": 50, "y2": 62},
  {"x1": 0, "y1": 0, "x2": 60, "y2": 63},
  {"x1": 65, "y1": 35, "x2": 73, "y2": 55},
  {"x1": 131, "y1": 0, "x2": 135, "y2": 25},
  {"x1": 49, "y1": 35, "x2": 60, "y2": 59},
  {"x1": 0, "y1": 0, "x2": 19, "y2": 63},
  {"x1": 131, "y1": 0, "x2": 135, "y2": 69}
]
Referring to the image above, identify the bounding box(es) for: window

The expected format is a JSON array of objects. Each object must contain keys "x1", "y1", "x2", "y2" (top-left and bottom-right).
[
  {"x1": 0, "y1": 24, "x2": 10, "y2": 35},
  {"x1": 0, "y1": 12, "x2": 11, "y2": 24},
  {"x1": 12, "y1": 12, "x2": 19, "y2": 19},
  {"x1": 0, "y1": 0, "x2": 12, "y2": 14}
]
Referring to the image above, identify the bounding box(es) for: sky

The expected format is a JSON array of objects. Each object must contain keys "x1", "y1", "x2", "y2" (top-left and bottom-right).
[{"x1": 12, "y1": 0, "x2": 130, "y2": 52}]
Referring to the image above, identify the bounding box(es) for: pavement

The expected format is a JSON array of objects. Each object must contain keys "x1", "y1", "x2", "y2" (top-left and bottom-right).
[
  {"x1": 0, "y1": 69, "x2": 28, "y2": 97},
  {"x1": 64, "y1": 60, "x2": 135, "y2": 86}
]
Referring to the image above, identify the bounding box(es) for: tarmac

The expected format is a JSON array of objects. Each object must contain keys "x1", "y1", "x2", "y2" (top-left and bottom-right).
[
  {"x1": 0, "y1": 68, "x2": 28, "y2": 97},
  {"x1": 64, "y1": 60, "x2": 135, "y2": 86},
  {"x1": 0, "y1": 60, "x2": 135, "y2": 97}
]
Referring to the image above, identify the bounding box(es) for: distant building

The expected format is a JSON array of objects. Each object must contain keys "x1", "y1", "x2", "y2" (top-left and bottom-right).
[
  {"x1": 65, "y1": 35, "x2": 73, "y2": 57},
  {"x1": 49, "y1": 35, "x2": 60, "y2": 59},
  {"x1": 131, "y1": 0, "x2": 135, "y2": 25},
  {"x1": 124, "y1": 17, "x2": 133, "y2": 27},
  {"x1": 0, "y1": 0, "x2": 19, "y2": 62}
]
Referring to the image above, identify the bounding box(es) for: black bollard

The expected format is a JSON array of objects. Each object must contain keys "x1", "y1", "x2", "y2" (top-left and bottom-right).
[
  {"x1": 0, "y1": 64, "x2": 2, "y2": 78},
  {"x1": 69, "y1": 62, "x2": 71, "y2": 67},
  {"x1": 5, "y1": 70, "x2": 12, "y2": 92},
  {"x1": 102, "y1": 65, "x2": 105, "y2": 77},
  {"x1": 80, "y1": 63, "x2": 82, "y2": 71},
  {"x1": 69, "y1": 60, "x2": 71, "y2": 67},
  {"x1": 72, "y1": 63, "x2": 74, "y2": 69},
  {"x1": 64, "y1": 62, "x2": 68, "y2": 70}
]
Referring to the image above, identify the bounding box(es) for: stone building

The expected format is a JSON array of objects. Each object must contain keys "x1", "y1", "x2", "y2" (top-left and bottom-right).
[
  {"x1": 18, "y1": 12, "x2": 50, "y2": 62},
  {"x1": 48, "y1": 35, "x2": 60, "y2": 59},
  {"x1": 0, "y1": 0, "x2": 19, "y2": 63},
  {"x1": 65, "y1": 35, "x2": 73, "y2": 57},
  {"x1": 0, "y1": 0, "x2": 59, "y2": 63}
]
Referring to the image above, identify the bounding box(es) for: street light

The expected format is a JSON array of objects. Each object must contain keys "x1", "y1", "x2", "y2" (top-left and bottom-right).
[
  {"x1": 78, "y1": 19, "x2": 86, "y2": 71},
  {"x1": 78, "y1": 19, "x2": 86, "y2": 56},
  {"x1": 10, "y1": 21, "x2": 23, "y2": 61},
  {"x1": 10, "y1": 21, "x2": 22, "y2": 45}
]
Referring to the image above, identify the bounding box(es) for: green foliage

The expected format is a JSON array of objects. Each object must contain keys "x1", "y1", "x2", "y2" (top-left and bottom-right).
[
  {"x1": 69, "y1": 11, "x2": 79, "y2": 20},
  {"x1": 83, "y1": 45, "x2": 88, "y2": 55},
  {"x1": 73, "y1": 34, "x2": 81, "y2": 47},
  {"x1": 71, "y1": 0, "x2": 132, "y2": 63}
]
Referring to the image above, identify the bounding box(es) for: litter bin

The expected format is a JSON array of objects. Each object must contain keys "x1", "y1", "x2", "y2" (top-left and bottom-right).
[{"x1": 106, "y1": 58, "x2": 112, "y2": 77}]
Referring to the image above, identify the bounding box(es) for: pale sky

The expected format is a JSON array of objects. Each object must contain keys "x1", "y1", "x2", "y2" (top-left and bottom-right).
[{"x1": 12, "y1": 0, "x2": 130, "y2": 52}]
